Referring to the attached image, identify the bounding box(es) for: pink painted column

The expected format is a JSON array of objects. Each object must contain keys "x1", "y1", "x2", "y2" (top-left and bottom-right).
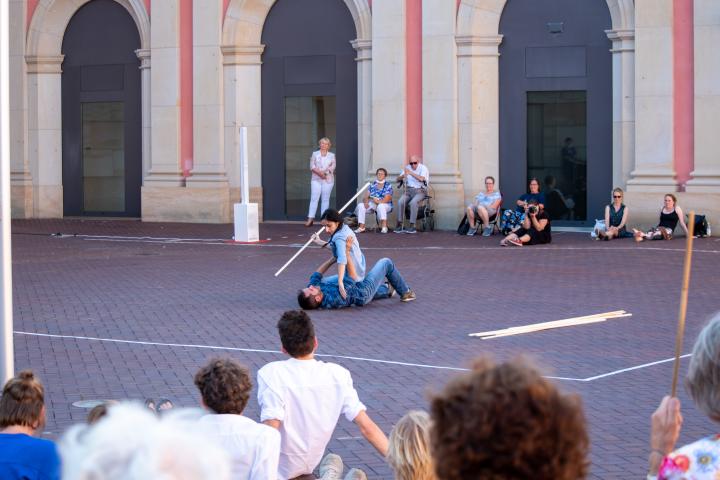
[
  {"x1": 144, "y1": 0, "x2": 151, "y2": 16},
  {"x1": 405, "y1": 0, "x2": 422, "y2": 162},
  {"x1": 673, "y1": 0, "x2": 694, "y2": 188},
  {"x1": 26, "y1": 0, "x2": 39, "y2": 31},
  {"x1": 180, "y1": 0, "x2": 193, "y2": 176}
]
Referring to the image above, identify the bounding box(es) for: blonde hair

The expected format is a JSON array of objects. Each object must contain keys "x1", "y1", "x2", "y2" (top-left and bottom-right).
[
  {"x1": 318, "y1": 137, "x2": 332, "y2": 147},
  {"x1": 387, "y1": 410, "x2": 436, "y2": 480},
  {"x1": 612, "y1": 187, "x2": 623, "y2": 197}
]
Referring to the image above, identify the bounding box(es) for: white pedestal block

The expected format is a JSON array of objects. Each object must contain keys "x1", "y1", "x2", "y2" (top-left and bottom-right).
[{"x1": 233, "y1": 203, "x2": 259, "y2": 242}]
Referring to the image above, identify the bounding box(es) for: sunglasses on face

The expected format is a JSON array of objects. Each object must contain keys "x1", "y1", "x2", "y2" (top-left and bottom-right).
[
  {"x1": 410, "y1": 162, "x2": 418, "y2": 165},
  {"x1": 613, "y1": 195, "x2": 622, "y2": 198}
]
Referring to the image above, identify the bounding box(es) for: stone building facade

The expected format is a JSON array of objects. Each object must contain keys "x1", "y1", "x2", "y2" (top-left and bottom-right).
[{"x1": 8, "y1": 0, "x2": 720, "y2": 230}]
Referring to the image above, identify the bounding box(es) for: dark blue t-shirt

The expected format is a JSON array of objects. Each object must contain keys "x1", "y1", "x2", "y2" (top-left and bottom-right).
[
  {"x1": 516, "y1": 192, "x2": 546, "y2": 212},
  {"x1": 0, "y1": 433, "x2": 60, "y2": 480}
]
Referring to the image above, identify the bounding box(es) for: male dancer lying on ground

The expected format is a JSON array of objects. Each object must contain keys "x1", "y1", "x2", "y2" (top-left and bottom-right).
[{"x1": 297, "y1": 236, "x2": 415, "y2": 309}]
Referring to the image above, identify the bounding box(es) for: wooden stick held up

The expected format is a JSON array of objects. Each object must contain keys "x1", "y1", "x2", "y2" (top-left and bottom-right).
[
  {"x1": 274, "y1": 182, "x2": 371, "y2": 277},
  {"x1": 671, "y1": 211, "x2": 696, "y2": 397}
]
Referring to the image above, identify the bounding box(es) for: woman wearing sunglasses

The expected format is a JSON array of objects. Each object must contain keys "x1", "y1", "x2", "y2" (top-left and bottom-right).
[{"x1": 598, "y1": 188, "x2": 633, "y2": 240}]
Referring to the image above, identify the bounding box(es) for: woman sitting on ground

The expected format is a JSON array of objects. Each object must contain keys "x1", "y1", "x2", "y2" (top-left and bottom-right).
[
  {"x1": 355, "y1": 168, "x2": 393, "y2": 234},
  {"x1": 466, "y1": 176, "x2": 502, "y2": 236},
  {"x1": 648, "y1": 311, "x2": 720, "y2": 479},
  {"x1": 633, "y1": 193, "x2": 688, "y2": 242},
  {"x1": 500, "y1": 199, "x2": 551, "y2": 246},
  {"x1": 598, "y1": 187, "x2": 632, "y2": 240},
  {"x1": 501, "y1": 178, "x2": 545, "y2": 234},
  {"x1": 386, "y1": 410, "x2": 436, "y2": 480}
]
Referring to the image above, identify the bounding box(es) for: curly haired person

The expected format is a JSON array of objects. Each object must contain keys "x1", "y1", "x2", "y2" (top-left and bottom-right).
[
  {"x1": 430, "y1": 357, "x2": 589, "y2": 480},
  {"x1": 195, "y1": 357, "x2": 280, "y2": 480}
]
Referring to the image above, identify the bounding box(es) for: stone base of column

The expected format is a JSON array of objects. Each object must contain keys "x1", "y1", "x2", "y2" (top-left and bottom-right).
[
  {"x1": 685, "y1": 171, "x2": 720, "y2": 193},
  {"x1": 141, "y1": 185, "x2": 231, "y2": 223},
  {"x1": 623, "y1": 191, "x2": 719, "y2": 235},
  {"x1": 32, "y1": 185, "x2": 63, "y2": 218},
  {"x1": 11, "y1": 173, "x2": 34, "y2": 218},
  {"x1": 626, "y1": 169, "x2": 678, "y2": 193},
  {"x1": 422, "y1": 171, "x2": 465, "y2": 230}
]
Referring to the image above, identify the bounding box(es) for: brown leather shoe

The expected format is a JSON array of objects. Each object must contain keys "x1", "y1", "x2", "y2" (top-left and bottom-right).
[{"x1": 304, "y1": 218, "x2": 314, "y2": 227}]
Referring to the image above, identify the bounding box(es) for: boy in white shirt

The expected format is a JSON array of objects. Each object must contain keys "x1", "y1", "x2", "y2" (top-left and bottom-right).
[
  {"x1": 195, "y1": 357, "x2": 281, "y2": 480},
  {"x1": 258, "y1": 310, "x2": 388, "y2": 480}
]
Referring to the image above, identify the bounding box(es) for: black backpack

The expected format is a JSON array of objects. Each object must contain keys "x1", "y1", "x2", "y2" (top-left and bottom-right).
[
  {"x1": 692, "y1": 214, "x2": 711, "y2": 237},
  {"x1": 457, "y1": 214, "x2": 470, "y2": 235}
]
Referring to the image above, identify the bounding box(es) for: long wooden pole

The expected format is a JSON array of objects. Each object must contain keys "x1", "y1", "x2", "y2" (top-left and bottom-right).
[
  {"x1": 274, "y1": 182, "x2": 371, "y2": 277},
  {"x1": 469, "y1": 311, "x2": 627, "y2": 337},
  {"x1": 671, "y1": 211, "x2": 696, "y2": 397}
]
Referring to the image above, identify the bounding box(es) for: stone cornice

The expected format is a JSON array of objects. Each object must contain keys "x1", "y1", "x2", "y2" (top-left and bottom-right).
[
  {"x1": 351, "y1": 39, "x2": 372, "y2": 62},
  {"x1": 455, "y1": 35, "x2": 504, "y2": 58},
  {"x1": 135, "y1": 49, "x2": 151, "y2": 70},
  {"x1": 25, "y1": 55, "x2": 64, "y2": 74},
  {"x1": 605, "y1": 29, "x2": 635, "y2": 53},
  {"x1": 221, "y1": 45, "x2": 266, "y2": 66}
]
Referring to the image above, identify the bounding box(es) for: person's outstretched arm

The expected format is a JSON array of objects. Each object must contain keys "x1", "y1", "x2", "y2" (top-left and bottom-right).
[
  {"x1": 648, "y1": 395, "x2": 682, "y2": 477},
  {"x1": 316, "y1": 257, "x2": 336, "y2": 275},
  {"x1": 353, "y1": 410, "x2": 389, "y2": 457},
  {"x1": 676, "y1": 206, "x2": 689, "y2": 235}
]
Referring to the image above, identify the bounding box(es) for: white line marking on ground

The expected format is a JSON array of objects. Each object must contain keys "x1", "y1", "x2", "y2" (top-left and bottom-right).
[
  {"x1": 14, "y1": 331, "x2": 692, "y2": 382},
  {"x1": 57, "y1": 234, "x2": 720, "y2": 254}
]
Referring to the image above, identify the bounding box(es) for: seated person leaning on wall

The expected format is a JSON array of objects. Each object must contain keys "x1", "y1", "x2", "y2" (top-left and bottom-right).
[
  {"x1": 466, "y1": 176, "x2": 502, "y2": 237},
  {"x1": 500, "y1": 199, "x2": 551, "y2": 247}
]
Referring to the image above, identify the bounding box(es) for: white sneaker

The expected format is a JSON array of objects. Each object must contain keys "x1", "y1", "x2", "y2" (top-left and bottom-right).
[
  {"x1": 381, "y1": 226, "x2": 388, "y2": 234},
  {"x1": 319, "y1": 453, "x2": 343, "y2": 480},
  {"x1": 344, "y1": 469, "x2": 368, "y2": 480},
  {"x1": 354, "y1": 226, "x2": 366, "y2": 233}
]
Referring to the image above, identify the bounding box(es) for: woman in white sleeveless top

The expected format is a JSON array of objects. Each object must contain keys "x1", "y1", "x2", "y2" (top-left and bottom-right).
[{"x1": 305, "y1": 137, "x2": 336, "y2": 227}]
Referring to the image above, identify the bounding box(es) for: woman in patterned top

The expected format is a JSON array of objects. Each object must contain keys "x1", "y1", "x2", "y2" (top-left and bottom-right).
[
  {"x1": 648, "y1": 311, "x2": 720, "y2": 480},
  {"x1": 354, "y1": 168, "x2": 394, "y2": 234}
]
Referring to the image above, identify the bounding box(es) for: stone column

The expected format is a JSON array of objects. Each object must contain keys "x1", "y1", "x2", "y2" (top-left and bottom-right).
[
  {"x1": 9, "y1": 0, "x2": 31, "y2": 217},
  {"x1": 135, "y1": 49, "x2": 151, "y2": 182},
  {"x1": 686, "y1": 0, "x2": 720, "y2": 192},
  {"x1": 371, "y1": 0, "x2": 406, "y2": 172},
  {"x1": 627, "y1": 0, "x2": 676, "y2": 191},
  {"x1": 422, "y1": 0, "x2": 463, "y2": 228},
  {"x1": 145, "y1": 0, "x2": 182, "y2": 188},
  {"x1": 221, "y1": 45, "x2": 265, "y2": 216},
  {"x1": 456, "y1": 35, "x2": 502, "y2": 200},
  {"x1": 25, "y1": 55, "x2": 64, "y2": 218},
  {"x1": 351, "y1": 39, "x2": 372, "y2": 183},
  {"x1": 189, "y1": 0, "x2": 227, "y2": 187},
  {"x1": 605, "y1": 29, "x2": 635, "y2": 189}
]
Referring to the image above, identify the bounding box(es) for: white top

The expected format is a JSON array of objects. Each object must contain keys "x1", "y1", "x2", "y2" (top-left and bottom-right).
[
  {"x1": 199, "y1": 414, "x2": 281, "y2": 480},
  {"x1": 401, "y1": 163, "x2": 430, "y2": 189},
  {"x1": 310, "y1": 150, "x2": 336, "y2": 183},
  {"x1": 257, "y1": 358, "x2": 366, "y2": 480}
]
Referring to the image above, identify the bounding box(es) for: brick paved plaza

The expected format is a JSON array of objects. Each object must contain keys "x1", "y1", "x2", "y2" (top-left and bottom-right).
[{"x1": 8, "y1": 219, "x2": 720, "y2": 478}]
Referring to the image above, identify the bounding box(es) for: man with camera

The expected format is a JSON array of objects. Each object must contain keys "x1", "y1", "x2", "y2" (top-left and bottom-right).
[{"x1": 500, "y1": 199, "x2": 551, "y2": 246}]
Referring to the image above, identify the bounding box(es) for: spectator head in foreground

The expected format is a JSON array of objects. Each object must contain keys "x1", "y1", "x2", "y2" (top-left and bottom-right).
[
  {"x1": 194, "y1": 357, "x2": 252, "y2": 415},
  {"x1": 278, "y1": 309, "x2": 317, "y2": 358},
  {"x1": 430, "y1": 357, "x2": 589, "y2": 480},
  {"x1": 0, "y1": 370, "x2": 60, "y2": 480},
  {"x1": 0, "y1": 370, "x2": 46, "y2": 432},
  {"x1": 649, "y1": 311, "x2": 720, "y2": 478},
  {"x1": 387, "y1": 410, "x2": 436, "y2": 480},
  {"x1": 60, "y1": 403, "x2": 230, "y2": 480}
]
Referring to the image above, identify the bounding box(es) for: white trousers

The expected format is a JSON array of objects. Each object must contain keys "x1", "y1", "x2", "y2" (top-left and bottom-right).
[
  {"x1": 355, "y1": 201, "x2": 392, "y2": 224},
  {"x1": 308, "y1": 180, "x2": 334, "y2": 218}
]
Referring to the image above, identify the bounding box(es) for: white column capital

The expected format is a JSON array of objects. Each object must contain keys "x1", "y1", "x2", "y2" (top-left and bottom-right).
[
  {"x1": 605, "y1": 29, "x2": 635, "y2": 53},
  {"x1": 135, "y1": 48, "x2": 151, "y2": 69},
  {"x1": 25, "y1": 55, "x2": 64, "y2": 74},
  {"x1": 455, "y1": 35, "x2": 503, "y2": 57},
  {"x1": 221, "y1": 45, "x2": 265, "y2": 65},
  {"x1": 351, "y1": 39, "x2": 372, "y2": 62}
]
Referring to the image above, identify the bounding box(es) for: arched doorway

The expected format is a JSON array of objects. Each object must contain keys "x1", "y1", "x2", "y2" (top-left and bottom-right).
[
  {"x1": 260, "y1": 0, "x2": 358, "y2": 220},
  {"x1": 499, "y1": 0, "x2": 612, "y2": 224},
  {"x1": 61, "y1": 0, "x2": 142, "y2": 216}
]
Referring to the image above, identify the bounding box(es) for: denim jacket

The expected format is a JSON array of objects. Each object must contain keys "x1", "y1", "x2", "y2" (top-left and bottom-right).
[{"x1": 309, "y1": 272, "x2": 358, "y2": 309}]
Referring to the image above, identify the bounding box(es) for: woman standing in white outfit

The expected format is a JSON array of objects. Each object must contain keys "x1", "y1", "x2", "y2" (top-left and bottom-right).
[{"x1": 305, "y1": 137, "x2": 336, "y2": 227}]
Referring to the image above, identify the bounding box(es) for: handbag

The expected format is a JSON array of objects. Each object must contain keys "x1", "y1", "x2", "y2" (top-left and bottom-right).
[
  {"x1": 457, "y1": 214, "x2": 470, "y2": 235},
  {"x1": 591, "y1": 219, "x2": 606, "y2": 239}
]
